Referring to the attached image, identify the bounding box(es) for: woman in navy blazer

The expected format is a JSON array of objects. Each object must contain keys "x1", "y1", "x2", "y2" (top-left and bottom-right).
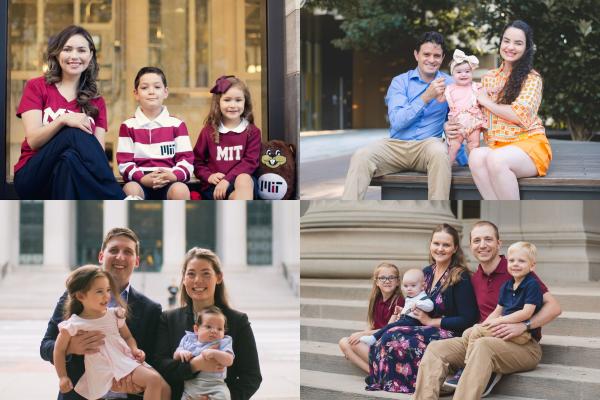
[
  {"x1": 153, "y1": 248, "x2": 262, "y2": 400},
  {"x1": 366, "y1": 223, "x2": 478, "y2": 394}
]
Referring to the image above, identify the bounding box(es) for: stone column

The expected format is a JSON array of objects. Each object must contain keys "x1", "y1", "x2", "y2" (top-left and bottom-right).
[
  {"x1": 103, "y1": 201, "x2": 128, "y2": 235},
  {"x1": 43, "y1": 201, "x2": 75, "y2": 271},
  {"x1": 162, "y1": 201, "x2": 186, "y2": 273},
  {"x1": 217, "y1": 202, "x2": 247, "y2": 271},
  {"x1": 301, "y1": 200, "x2": 460, "y2": 278},
  {"x1": 482, "y1": 200, "x2": 600, "y2": 282},
  {"x1": 0, "y1": 201, "x2": 19, "y2": 267},
  {"x1": 273, "y1": 201, "x2": 300, "y2": 268}
]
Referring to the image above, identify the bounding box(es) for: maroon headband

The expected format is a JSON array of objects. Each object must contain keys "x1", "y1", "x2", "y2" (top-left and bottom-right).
[{"x1": 210, "y1": 75, "x2": 235, "y2": 94}]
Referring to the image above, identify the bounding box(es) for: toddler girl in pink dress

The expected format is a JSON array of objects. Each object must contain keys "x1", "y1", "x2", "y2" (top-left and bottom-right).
[
  {"x1": 53, "y1": 265, "x2": 170, "y2": 399},
  {"x1": 445, "y1": 49, "x2": 487, "y2": 165}
]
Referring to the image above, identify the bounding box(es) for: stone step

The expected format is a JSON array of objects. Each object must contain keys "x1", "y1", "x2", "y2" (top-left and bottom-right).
[
  {"x1": 301, "y1": 317, "x2": 363, "y2": 343},
  {"x1": 301, "y1": 369, "x2": 546, "y2": 400},
  {"x1": 548, "y1": 284, "x2": 600, "y2": 312},
  {"x1": 301, "y1": 298, "x2": 369, "y2": 321},
  {"x1": 301, "y1": 336, "x2": 600, "y2": 375},
  {"x1": 300, "y1": 298, "x2": 600, "y2": 337},
  {"x1": 301, "y1": 279, "x2": 371, "y2": 300},
  {"x1": 300, "y1": 279, "x2": 600, "y2": 312},
  {"x1": 493, "y1": 363, "x2": 600, "y2": 399}
]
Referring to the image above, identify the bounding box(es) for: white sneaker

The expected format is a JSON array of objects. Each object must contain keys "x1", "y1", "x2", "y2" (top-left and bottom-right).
[
  {"x1": 124, "y1": 195, "x2": 143, "y2": 200},
  {"x1": 481, "y1": 373, "x2": 502, "y2": 397},
  {"x1": 359, "y1": 335, "x2": 376, "y2": 346}
]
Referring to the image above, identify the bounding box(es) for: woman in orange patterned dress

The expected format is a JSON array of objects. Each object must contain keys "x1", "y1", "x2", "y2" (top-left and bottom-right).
[{"x1": 464, "y1": 20, "x2": 552, "y2": 199}]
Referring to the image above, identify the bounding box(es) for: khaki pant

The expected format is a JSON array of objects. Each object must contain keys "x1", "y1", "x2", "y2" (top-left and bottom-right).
[
  {"x1": 412, "y1": 327, "x2": 542, "y2": 400},
  {"x1": 465, "y1": 324, "x2": 532, "y2": 362},
  {"x1": 342, "y1": 137, "x2": 451, "y2": 200}
]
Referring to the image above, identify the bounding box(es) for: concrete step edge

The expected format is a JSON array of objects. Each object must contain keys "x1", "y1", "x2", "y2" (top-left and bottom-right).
[
  {"x1": 301, "y1": 300, "x2": 600, "y2": 320},
  {"x1": 301, "y1": 314, "x2": 600, "y2": 330},
  {"x1": 302, "y1": 337, "x2": 600, "y2": 357},
  {"x1": 301, "y1": 279, "x2": 600, "y2": 294},
  {"x1": 301, "y1": 317, "x2": 365, "y2": 329},
  {"x1": 301, "y1": 338, "x2": 600, "y2": 372},
  {"x1": 301, "y1": 298, "x2": 367, "y2": 306},
  {"x1": 300, "y1": 369, "x2": 546, "y2": 400},
  {"x1": 301, "y1": 279, "x2": 372, "y2": 288},
  {"x1": 541, "y1": 334, "x2": 600, "y2": 349}
]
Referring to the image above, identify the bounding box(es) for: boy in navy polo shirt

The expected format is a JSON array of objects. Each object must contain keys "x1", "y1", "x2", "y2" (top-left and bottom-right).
[{"x1": 464, "y1": 241, "x2": 542, "y2": 360}]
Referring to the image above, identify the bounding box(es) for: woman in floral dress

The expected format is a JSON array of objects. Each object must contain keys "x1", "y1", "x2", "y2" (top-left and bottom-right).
[{"x1": 366, "y1": 223, "x2": 478, "y2": 393}]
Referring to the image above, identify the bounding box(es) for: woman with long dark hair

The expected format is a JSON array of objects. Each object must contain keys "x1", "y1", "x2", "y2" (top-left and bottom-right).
[
  {"x1": 14, "y1": 25, "x2": 124, "y2": 199},
  {"x1": 153, "y1": 248, "x2": 262, "y2": 400},
  {"x1": 365, "y1": 224, "x2": 478, "y2": 394},
  {"x1": 466, "y1": 20, "x2": 552, "y2": 199}
]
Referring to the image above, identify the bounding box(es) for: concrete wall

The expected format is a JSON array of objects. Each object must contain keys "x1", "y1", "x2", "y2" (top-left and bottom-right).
[{"x1": 301, "y1": 200, "x2": 600, "y2": 283}]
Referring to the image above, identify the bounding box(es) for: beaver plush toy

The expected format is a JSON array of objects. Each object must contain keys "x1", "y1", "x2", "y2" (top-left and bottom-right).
[{"x1": 256, "y1": 140, "x2": 296, "y2": 200}]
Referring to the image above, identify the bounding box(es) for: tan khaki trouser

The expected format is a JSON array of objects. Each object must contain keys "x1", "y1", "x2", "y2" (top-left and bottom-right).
[
  {"x1": 412, "y1": 327, "x2": 542, "y2": 400},
  {"x1": 465, "y1": 324, "x2": 532, "y2": 362},
  {"x1": 342, "y1": 137, "x2": 451, "y2": 200}
]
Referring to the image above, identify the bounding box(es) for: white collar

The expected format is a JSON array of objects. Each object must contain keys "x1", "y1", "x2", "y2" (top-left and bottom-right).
[
  {"x1": 134, "y1": 106, "x2": 170, "y2": 127},
  {"x1": 218, "y1": 118, "x2": 249, "y2": 133}
]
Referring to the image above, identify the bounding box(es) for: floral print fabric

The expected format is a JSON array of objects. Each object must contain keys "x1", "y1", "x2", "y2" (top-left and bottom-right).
[
  {"x1": 482, "y1": 63, "x2": 546, "y2": 145},
  {"x1": 366, "y1": 265, "x2": 455, "y2": 393}
]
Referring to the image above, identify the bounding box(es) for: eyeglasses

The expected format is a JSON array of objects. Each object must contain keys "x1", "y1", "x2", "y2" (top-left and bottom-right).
[{"x1": 376, "y1": 276, "x2": 399, "y2": 283}]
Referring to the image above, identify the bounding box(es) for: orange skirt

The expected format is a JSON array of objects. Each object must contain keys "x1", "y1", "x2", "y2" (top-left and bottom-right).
[{"x1": 488, "y1": 134, "x2": 552, "y2": 176}]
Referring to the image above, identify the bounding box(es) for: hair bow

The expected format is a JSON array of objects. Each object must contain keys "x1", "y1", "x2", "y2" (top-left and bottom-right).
[
  {"x1": 209, "y1": 75, "x2": 235, "y2": 94},
  {"x1": 451, "y1": 49, "x2": 479, "y2": 73}
]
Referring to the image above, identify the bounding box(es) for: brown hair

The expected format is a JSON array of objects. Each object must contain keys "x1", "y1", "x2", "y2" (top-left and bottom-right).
[
  {"x1": 63, "y1": 265, "x2": 126, "y2": 320},
  {"x1": 204, "y1": 76, "x2": 254, "y2": 144},
  {"x1": 195, "y1": 305, "x2": 228, "y2": 330},
  {"x1": 101, "y1": 227, "x2": 140, "y2": 257},
  {"x1": 44, "y1": 25, "x2": 100, "y2": 119},
  {"x1": 429, "y1": 224, "x2": 471, "y2": 293},
  {"x1": 367, "y1": 262, "x2": 402, "y2": 329},
  {"x1": 470, "y1": 220, "x2": 500, "y2": 241},
  {"x1": 180, "y1": 248, "x2": 230, "y2": 309}
]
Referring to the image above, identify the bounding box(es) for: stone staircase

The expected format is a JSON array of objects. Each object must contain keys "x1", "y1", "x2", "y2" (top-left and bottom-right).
[{"x1": 300, "y1": 279, "x2": 600, "y2": 400}]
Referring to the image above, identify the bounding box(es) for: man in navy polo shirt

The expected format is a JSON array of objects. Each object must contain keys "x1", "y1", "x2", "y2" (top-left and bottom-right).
[
  {"x1": 343, "y1": 31, "x2": 461, "y2": 200},
  {"x1": 413, "y1": 221, "x2": 562, "y2": 400}
]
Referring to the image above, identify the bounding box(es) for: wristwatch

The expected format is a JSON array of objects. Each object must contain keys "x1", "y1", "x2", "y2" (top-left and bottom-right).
[{"x1": 524, "y1": 319, "x2": 532, "y2": 331}]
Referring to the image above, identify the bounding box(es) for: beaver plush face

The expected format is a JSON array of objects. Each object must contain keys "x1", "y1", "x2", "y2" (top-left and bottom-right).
[
  {"x1": 261, "y1": 148, "x2": 287, "y2": 169},
  {"x1": 256, "y1": 140, "x2": 295, "y2": 200}
]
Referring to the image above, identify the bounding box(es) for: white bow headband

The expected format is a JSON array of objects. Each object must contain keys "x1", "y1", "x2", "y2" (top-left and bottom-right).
[{"x1": 450, "y1": 49, "x2": 479, "y2": 74}]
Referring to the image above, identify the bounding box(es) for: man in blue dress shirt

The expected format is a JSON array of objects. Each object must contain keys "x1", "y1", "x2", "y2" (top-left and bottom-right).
[{"x1": 343, "y1": 31, "x2": 454, "y2": 200}]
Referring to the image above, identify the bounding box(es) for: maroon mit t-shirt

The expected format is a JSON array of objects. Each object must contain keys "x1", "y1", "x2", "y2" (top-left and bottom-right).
[
  {"x1": 14, "y1": 76, "x2": 107, "y2": 174},
  {"x1": 471, "y1": 255, "x2": 548, "y2": 340},
  {"x1": 373, "y1": 294, "x2": 405, "y2": 329}
]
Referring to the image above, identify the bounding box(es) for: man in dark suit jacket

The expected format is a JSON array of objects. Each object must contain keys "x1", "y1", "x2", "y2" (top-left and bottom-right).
[{"x1": 40, "y1": 227, "x2": 163, "y2": 400}]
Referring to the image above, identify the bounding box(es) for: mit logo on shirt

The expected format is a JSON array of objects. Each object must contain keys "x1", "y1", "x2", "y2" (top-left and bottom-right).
[
  {"x1": 217, "y1": 145, "x2": 243, "y2": 161},
  {"x1": 160, "y1": 144, "x2": 176, "y2": 156}
]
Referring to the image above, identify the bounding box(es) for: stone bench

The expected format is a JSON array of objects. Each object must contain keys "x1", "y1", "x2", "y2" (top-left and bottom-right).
[{"x1": 370, "y1": 140, "x2": 600, "y2": 199}]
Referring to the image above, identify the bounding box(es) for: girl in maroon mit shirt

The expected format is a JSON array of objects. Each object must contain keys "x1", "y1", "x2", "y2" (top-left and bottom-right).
[
  {"x1": 193, "y1": 75, "x2": 261, "y2": 200},
  {"x1": 14, "y1": 25, "x2": 124, "y2": 200}
]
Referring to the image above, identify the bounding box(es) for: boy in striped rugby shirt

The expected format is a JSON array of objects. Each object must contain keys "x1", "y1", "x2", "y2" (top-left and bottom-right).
[{"x1": 117, "y1": 67, "x2": 193, "y2": 199}]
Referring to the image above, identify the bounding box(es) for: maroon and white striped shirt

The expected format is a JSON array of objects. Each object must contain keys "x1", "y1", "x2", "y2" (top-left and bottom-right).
[{"x1": 117, "y1": 106, "x2": 194, "y2": 182}]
